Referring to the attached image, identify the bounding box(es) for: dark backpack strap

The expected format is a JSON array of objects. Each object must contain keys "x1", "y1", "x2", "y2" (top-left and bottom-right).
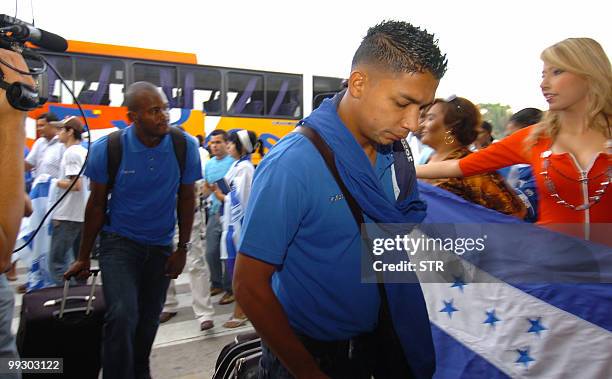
[
  {"x1": 293, "y1": 125, "x2": 364, "y2": 227},
  {"x1": 106, "y1": 130, "x2": 124, "y2": 191},
  {"x1": 169, "y1": 127, "x2": 187, "y2": 182}
]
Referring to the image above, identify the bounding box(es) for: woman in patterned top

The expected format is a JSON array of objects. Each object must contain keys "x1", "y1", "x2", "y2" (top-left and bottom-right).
[{"x1": 420, "y1": 96, "x2": 526, "y2": 218}]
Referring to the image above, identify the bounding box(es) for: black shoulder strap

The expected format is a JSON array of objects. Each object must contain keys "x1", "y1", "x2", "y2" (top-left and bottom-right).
[
  {"x1": 294, "y1": 125, "x2": 364, "y2": 227},
  {"x1": 106, "y1": 130, "x2": 124, "y2": 191},
  {"x1": 169, "y1": 127, "x2": 187, "y2": 182},
  {"x1": 294, "y1": 124, "x2": 388, "y2": 295}
]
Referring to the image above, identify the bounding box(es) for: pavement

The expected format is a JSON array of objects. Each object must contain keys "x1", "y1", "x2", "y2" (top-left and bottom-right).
[{"x1": 9, "y1": 261, "x2": 254, "y2": 379}]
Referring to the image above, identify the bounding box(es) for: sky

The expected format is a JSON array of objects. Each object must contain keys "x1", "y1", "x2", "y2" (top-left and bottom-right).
[{"x1": 2, "y1": 0, "x2": 610, "y2": 113}]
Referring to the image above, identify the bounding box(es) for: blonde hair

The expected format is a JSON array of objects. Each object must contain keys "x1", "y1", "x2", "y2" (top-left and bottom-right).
[{"x1": 527, "y1": 38, "x2": 612, "y2": 146}]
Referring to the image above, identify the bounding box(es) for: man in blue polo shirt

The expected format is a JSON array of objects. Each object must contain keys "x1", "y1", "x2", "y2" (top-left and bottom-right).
[
  {"x1": 65, "y1": 82, "x2": 202, "y2": 379},
  {"x1": 234, "y1": 21, "x2": 447, "y2": 378},
  {"x1": 202, "y1": 130, "x2": 235, "y2": 303}
]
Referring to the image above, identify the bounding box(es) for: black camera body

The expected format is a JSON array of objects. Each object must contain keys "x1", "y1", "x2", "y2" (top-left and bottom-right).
[{"x1": 0, "y1": 14, "x2": 65, "y2": 111}]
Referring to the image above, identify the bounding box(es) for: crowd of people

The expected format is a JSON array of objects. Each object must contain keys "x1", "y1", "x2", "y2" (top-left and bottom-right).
[{"x1": 0, "y1": 18, "x2": 609, "y2": 379}]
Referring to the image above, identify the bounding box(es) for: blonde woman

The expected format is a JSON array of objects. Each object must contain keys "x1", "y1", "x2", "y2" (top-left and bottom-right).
[{"x1": 417, "y1": 38, "x2": 611, "y2": 240}]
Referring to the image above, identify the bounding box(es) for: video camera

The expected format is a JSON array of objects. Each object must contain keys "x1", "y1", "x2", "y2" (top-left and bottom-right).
[{"x1": 0, "y1": 14, "x2": 67, "y2": 111}]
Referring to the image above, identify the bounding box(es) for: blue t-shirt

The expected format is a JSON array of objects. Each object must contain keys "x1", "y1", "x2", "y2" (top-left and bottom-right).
[
  {"x1": 86, "y1": 126, "x2": 202, "y2": 245},
  {"x1": 204, "y1": 155, "x2": 235, "y2": 215},
  {"x1": 239, "y1": 133, "x2": 396, "y2": 340}
]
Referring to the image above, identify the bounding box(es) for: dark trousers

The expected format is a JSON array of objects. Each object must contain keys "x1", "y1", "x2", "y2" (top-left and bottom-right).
[
  {"x1": 259, "y1": 331, "x2": 415, "y2": 379},
  {"x1": 97, "y1": 232, "x2": 172, "y2": 379}
]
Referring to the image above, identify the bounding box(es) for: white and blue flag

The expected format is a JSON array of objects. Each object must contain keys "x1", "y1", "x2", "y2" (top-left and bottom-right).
[
  {"x1": 415, "y1": 182, "x2": 611, "y2": 379},
  {"x1": 15, "y1": 175, "x2": 58, "y2": 291}
]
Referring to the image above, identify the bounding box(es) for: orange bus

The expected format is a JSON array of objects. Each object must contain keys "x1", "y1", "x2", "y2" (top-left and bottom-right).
[{"x1": 27, "y1": 41, "x2": 344, "y2": 162}]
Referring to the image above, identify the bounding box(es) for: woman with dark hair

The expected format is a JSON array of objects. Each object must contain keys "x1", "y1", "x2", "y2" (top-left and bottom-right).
[
  {"x1": 213, "y1": 129, "x2": 262, "y2": 328},
  {"x1": 420, "y1": 96, "x2": 526, "y2": 218},
  {"x1": 417, "y1": 38, "x2": 611, "y2": 241},
  {"x1": 505, "y1": 108, "x2": 544, "y2": 136}
]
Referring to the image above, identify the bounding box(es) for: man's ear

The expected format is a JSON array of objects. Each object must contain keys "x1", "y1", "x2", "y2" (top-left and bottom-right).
[
  {"x1": 127, "y1": 110, "x2": 136, "y2": 123},
  {"x1": 348, "y1": 70, "x2": 367, "y2": 99}
]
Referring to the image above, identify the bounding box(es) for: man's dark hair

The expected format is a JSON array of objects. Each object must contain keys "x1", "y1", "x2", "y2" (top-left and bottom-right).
[
  {"x1": 352, "y1": 20, "x2": 448, "y2": 79},
  {"x1": 210, "y1": 129, "x2": 229, "y2": 141},
  {"x1": 70, "y1": 127, "x2": 83, "y2": 141},
  {"x1": 37, "y1": 112, "x2": 59, "y2": 123},
  {"x1": 509, "y1": 108, "x2": 543, "y2": 128}
]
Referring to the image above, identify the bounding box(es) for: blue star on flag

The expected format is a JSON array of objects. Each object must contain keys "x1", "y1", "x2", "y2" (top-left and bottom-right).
[
  {"x1": 516, "y1": 348, "x2": 535, "y2": 368},
  {"x1": 451, "y1": 276, "x2": 466, "y2": 292},
  {"x1": 440, "y1": 299, "x2": 458, "y2": 318},
  {"x1": 527, "y1": 317, "x2": 547, "y2": 336},
  {"x1": 484, "y1": 310, "x2": 501, "y2": 327}
]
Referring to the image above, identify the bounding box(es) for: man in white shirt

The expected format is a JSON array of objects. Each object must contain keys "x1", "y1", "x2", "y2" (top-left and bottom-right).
[
  {"x1": 48, "y1": 117, "x2": 88, "y2": 286},
  {"x1": 25, "y1": 113, "x2": 64, "y2": 180},
  {"x1": 160, "y1": 129, "x2": 215, "y2": 331}
]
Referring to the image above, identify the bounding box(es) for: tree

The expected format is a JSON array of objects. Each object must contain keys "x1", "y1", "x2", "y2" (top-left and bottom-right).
[{"x1": 478, "y1": 103, "x2": 513, "y2": 138}]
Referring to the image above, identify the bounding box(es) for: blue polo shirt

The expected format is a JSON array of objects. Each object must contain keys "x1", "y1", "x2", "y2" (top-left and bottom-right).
[
  {"x1": 204, "y1": 155, "x2": 235, "y2": 215},
  {"x1": 239, "y1": 133, "x2": 396, "y2": 340},
  {"x1": 86, "y1": 126, "x2": 202, "y2": 245}
]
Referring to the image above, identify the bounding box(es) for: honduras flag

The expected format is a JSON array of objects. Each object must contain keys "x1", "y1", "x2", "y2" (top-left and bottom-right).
[
  {"x1": 415, "y1": 182, "x2": 611, "y2": 379},
  {"x1": 15, "y1": 175, "x2": 58, "y2": 291}
]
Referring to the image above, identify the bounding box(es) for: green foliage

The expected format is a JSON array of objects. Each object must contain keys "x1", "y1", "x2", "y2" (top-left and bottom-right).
[{"x1": 478, "y1": 103, "x2": 513, "y2": 138}]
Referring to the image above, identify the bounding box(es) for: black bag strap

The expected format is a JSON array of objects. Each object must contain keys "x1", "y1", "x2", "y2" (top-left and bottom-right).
[
  {"x1": 106, "y1": 127, "x2": 187, "y2": 191},
  {"x1": 293, "y1": 125, "x2": 364, "y2": 227},
  {"x1": 294, "y1": 125, "x2": 386, "y2": 286},
  {"x1": 168, "y1": 127, "x2": 187, "y2": 182},
  {"x1": 106, "y1": 129, "x2": 123, "y2": 191}
]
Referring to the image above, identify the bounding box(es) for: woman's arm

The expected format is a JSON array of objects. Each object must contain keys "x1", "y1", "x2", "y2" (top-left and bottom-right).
[{"x1": 416, "y1": 159, "x2": 463, "y2": 179}]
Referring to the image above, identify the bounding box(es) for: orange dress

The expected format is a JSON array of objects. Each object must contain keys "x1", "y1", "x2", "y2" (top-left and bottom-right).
[{"x1": 459, "y1": 126, "x2": 611, "y2": 240}]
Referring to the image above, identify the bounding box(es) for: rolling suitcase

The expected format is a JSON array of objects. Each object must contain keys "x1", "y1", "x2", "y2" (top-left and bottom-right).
[
  {"x1": 16, "y1": 269, "x2": 105, "y2": 379},
  {"x1": 213, "y1": 331, "x2": 262, "y2": 379}
]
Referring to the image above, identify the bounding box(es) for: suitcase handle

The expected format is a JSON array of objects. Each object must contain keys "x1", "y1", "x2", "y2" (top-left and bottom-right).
[
  {"x1": 44, "y1": 296, "x2": 96, "y2": 307},
  {"x1": 59, "y1": 268, "x2": 100, "y2": 319}
]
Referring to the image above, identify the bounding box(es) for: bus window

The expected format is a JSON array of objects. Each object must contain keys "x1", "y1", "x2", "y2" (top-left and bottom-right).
[
  {"x1": 313, "y1": 76, "x2": 344, "y2": 109},
  {"x1": 266, "y1": 75, "x2": 302, "y2": 119},
  {"x1": 179, "y1": 68, "x2": 221, "y2": 114},
  {"x1": 133, "y1": 63, "x2": 179, "y2": 108},
  {"x1": 74, "y1": 57, "x2": 125, "y2": 106},
  {"x1": 226, "y1": 72, "x2": 264, "y2": 116},
  {"x1": 40, "y1": 55, "x2": 73, "y2": 104}
]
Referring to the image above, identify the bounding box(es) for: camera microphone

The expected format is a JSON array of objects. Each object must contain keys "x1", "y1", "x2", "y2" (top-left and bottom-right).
[{"x1": 0, "y1": 24, "x2": 68, "y2": 52}]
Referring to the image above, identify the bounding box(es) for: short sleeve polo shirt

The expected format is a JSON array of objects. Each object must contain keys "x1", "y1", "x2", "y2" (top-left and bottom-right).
[
  {"x1": 238, "y1": 132, "x2": 396, "y2": 340},
  {"x1": 86, "y1": 126, "x2": 202, "y2": 245},
  {"x1": 204, "y1": 155, "x2": 235, "y2": 215}
]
